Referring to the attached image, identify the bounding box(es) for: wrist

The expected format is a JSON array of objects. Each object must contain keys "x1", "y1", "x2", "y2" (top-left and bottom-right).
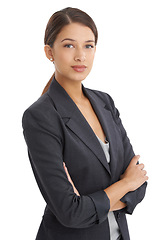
[
  {"x1": 120, "y1": 178, "x2": 131, "y2": 192},
  {"x1": 104, "y1": 179, "x2": 130, "y2": 210}
]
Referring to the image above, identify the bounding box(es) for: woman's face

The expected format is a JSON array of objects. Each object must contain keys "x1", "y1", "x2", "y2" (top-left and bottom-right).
[{"x1": 51, "y1": 23, "x2": 96, "y2": 82}]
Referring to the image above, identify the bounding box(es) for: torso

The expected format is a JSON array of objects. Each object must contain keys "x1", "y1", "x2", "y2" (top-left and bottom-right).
[{"x1": 75, "y1": 98, "x2": 106, "y2": 143}]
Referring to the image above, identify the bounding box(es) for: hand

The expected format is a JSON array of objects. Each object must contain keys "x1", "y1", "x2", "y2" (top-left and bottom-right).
[
  {"x1": 63, "y1": 163, "x2": 80, "y2": 196},
  {"x1": 121, "y1": 155, "x2": 149, "y2": 192}
]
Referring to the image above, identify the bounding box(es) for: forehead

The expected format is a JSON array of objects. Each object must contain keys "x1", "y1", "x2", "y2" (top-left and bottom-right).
[{"x1": 56, "y1": 23, "x2": 95, "y2": 42}]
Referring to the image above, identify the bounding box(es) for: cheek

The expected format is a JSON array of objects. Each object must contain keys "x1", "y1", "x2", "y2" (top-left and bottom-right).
[
  {"x1": 87, "y1": 51, "x2": 95, "y2": 66},
  {"x1": 54, "y1": 51, "x2": 73, "y2": 74},
  {"x1": 55, "y1": 49, "x2": 72, "y2": 65}
]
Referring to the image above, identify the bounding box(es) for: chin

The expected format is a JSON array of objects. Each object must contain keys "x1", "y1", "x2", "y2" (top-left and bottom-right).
[
  {"x1": 69, "y1": 71, "x2": 90, "y2": 82},
  {"x1": 55, "y1": 69, "x2": 91, "y2": 83}
]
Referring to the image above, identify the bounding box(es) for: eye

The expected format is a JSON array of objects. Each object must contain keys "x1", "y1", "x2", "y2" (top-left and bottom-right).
[
  {"x1": 85, "y1": 45, "x2": 94, "y2": 49},
  {"x1": 64, "y1": 44, "x2": 74, "y2": 48}
]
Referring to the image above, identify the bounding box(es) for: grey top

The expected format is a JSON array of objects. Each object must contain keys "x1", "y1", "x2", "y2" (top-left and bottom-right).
[{"x1": 96, "y1": 135, "x2": 121, "y2": 240}]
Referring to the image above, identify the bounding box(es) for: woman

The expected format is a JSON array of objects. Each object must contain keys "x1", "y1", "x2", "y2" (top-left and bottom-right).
[{"x1": 22, "y1": 7, "x2": 148, "y2": 240}]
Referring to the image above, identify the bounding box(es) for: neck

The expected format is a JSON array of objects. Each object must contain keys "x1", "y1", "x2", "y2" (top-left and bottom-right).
[{"x1": 55, "y1": 73, "x2": 87, "y2": 104}]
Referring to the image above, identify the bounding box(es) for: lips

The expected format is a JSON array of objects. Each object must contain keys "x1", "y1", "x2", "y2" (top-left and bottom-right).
[{"x1": 71, "y1": 65, "x2": 87, "y2": 72}]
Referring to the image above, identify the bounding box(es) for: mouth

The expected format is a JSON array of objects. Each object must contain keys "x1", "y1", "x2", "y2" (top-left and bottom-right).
[{"x1": 71, "y1": 65, "x2": 87, "y2": 73}]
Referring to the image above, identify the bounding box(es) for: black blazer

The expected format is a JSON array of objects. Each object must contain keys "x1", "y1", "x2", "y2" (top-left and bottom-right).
[{"x1": 22, "y1": 77, "x2": 147, "y2": 240}]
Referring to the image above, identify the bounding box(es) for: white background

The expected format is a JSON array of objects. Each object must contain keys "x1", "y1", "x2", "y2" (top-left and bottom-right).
[{"x1": 0, "y1": 0, "x2": 159, "y2": 239}]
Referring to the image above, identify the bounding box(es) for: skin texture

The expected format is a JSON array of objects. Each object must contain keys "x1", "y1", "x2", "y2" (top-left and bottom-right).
[
  {"x1": 44, "y1": 23, "x2": 96, "y2": 104},
  {"x1": 44, "y1": 23, "x2": 148, "y2": 211},
  {"x1": 104, "y1": 155, "x2": 148, "y2": 211}
]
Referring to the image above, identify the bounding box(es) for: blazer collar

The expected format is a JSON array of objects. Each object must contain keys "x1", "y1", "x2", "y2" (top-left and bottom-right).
[{"x1": 47, "y1": 77, "x2": 118, "y2": 177}]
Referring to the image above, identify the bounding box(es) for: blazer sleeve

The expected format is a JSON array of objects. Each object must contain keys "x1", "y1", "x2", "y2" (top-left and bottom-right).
[
  {"x1": 107, "y1": 94, "x2": 148, "y2": 215},
  {"x1": 22, "y1": 107, "x2": 110, "y2": 228}
]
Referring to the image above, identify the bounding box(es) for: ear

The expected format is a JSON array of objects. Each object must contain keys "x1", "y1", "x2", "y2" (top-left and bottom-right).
[{"x1": 44, "y1": 45, "x2": 54, "y2": 62}]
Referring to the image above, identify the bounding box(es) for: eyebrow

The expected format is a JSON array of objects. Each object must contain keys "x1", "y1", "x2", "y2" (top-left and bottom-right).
[{"x1": 61, "y1": 38, "x2": 95, "y2": 43}]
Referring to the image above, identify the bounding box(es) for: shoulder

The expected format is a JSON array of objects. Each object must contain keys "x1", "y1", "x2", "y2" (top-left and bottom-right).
[
  {"x1": 86, "y1": 87, "x2": 115, "y2": 111},
  {"x1": 22, "y1": 93, "x2": 60, "y2": 132},
  {"x1": 86, "y1": 87, "x2": 120, "y2": 122}
]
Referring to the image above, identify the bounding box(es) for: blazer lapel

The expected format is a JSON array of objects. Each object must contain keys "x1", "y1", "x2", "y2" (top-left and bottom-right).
[
  {"x1": 82, "y1": 86, "x2": 118, "y2": 178},
  {"x1": 48, "y1": 77, "x2": 117, "y2": 176}
]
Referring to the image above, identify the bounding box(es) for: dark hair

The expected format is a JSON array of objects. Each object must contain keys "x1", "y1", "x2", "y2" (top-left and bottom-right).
[{"x1": 42, "y1": 7, "x2": 98, "y2": 95}]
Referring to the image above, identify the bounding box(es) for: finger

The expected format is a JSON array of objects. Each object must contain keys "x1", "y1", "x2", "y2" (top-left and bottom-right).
[
  {"x1": 63, "y1": 163, "x2": 71, "y2": 179},
  {"x1": 63, "y1": 163, "x2": 69, "y2": 174},
  {"x1": 138, "y1": 163, "x2": 145, "y2": 170},
  {"x1": 63, "y1": 162, "x2": 67, "y2": 173},
  {"x1": 63, "y1": 164, "x2": 80, "y2": 196},
  {"x1": 130, "y1": 155, "x2": 140, "y2": 166},
  {"x1": 142, "y1": 170, "x2": 147, "y2": 176},
  {"x1": 145, "y1": 175, "x2": 149, "y2": 181}
]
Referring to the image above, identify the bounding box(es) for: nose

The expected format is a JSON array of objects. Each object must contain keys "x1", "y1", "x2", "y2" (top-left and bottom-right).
[{"x1": 74, "y1": 48, "x2": 86, "y2": 62}]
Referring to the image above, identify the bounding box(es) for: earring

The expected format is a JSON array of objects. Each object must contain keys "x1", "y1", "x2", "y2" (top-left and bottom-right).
[{"x1": 50, "y1": 58, "x2": 53, "y2": 61}]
